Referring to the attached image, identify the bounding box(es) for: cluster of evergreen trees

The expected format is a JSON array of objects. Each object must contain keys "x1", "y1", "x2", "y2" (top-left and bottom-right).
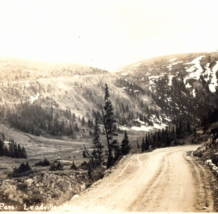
[
  {"x1": 0, "y1": 138, "x2": 27, "y2": 158},
  {"x1": 4, "y1": 102, "x2": 83, "y2": 136},
  {"x1": 85, "y1": 84, "x2": 132, "y2": 173},
  {"x1": 141, "y1": 128, "x2": 175, "y2": 151},
  {"x1": 140, "y1": 122, "x2": 194, "y2": 152}
]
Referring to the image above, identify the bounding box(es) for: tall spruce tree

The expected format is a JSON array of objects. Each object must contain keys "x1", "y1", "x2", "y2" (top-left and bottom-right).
[
  {"x1": 121, "y1": 131, "x2": 131, "y2": 155},
  {"x1": 145, "y1": 136, "x2": 149, "y2": 151},
  {"x1": 0, "y1": 139, "x2": 4, "y2": 156},
  {"x1": 102, "y1": 84, "x2": 116, "y2": 168},
  {"x1": 92, "y1": 117, "x2": 103, "y2": 163},
  {"x1": 141, "y1": 138, "x2": 145, "y2": 152}
]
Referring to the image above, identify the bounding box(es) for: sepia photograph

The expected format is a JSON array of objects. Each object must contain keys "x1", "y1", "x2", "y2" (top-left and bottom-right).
[{"x1": 1, "y1": 0, "x2": 218, "y2": 212}]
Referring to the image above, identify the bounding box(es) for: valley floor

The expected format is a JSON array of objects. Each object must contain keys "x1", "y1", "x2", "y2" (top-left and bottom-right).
[{"x1": 54, "y1": 145, "x2": 218, "y2": 212}]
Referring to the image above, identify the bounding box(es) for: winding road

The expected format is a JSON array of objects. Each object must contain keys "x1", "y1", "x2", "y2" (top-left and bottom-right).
[{"x1": 54, "y1": 145, "x2": 216, "y2": 212}]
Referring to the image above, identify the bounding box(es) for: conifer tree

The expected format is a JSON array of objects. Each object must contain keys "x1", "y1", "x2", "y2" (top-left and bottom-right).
[
  {"x1": 0, "y1": 139, "x2": 4, "y2": 156},
  {"x1": 141, "y1": 138, "x2": 145, "y2": 152},
  {"x1": 121, "y1": 131, "x2": 131, "y2": 155},
  {"x1": 137, "y1": 140, "x2": 140, "y2": 149},
  {"x1": 102, "y1": 84, "x2": 116, "y2": 168},
  {"x1": 111, "y1": 139, "x2": 121, "y2": 163},
  {"x1": 92, "y1": 117, "x2": 103, "y2": 163},
  {"x1": 145, "y1": 136, "x2": 149, "y2": 151}
]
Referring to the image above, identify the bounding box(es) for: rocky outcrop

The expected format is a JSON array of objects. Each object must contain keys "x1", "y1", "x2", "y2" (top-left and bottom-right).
[
  {"x1": 0, "y1": 171, "x2": 88, "y2": 211},
  {"x1": 193, "y1": 126, "x2": 218, "y2": 176}
]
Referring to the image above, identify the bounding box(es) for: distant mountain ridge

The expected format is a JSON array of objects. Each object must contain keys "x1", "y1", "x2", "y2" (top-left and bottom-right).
[{"x1": 0, "y1": 53, "x2": 218, "y2": 137}]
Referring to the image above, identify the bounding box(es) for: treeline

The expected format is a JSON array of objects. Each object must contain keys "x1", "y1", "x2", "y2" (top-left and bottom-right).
[
  {"x1": 3, "y1": 102, "x2": 87, "y2": 136},
  {"x1": 0, "y1": 138, "x2": 27, "y2": 158},
  {"x1": 140, "y1": 119, "x2": 195, "y2": 152},
  {"x1": 141, "y1": 128, "x2": 176, "y2": 151}
]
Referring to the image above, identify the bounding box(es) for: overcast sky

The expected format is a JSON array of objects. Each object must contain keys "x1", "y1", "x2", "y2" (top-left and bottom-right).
[{"x1": 0, "y1": 0, "x2": 218, "y2": 71}]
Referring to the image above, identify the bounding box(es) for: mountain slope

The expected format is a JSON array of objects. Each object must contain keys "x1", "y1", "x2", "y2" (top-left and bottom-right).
[
  {"x1": 1, "y1": 52, "x2": 218, "y2": 139},
  {"x1": 115, "y1": 52, "x2": 218, "y2": 129}
]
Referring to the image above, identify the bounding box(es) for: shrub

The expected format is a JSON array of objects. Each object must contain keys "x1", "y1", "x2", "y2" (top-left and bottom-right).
[
  {"x1": 70, "y1": 161, "x2": 78, "y2": 170},
  {"x1": 80, "y1": 161, "x2": 89, "y2": 170},
  {"x1": 49, "y1": 161, "x2": 63, "y2": 171},
  {"x1": 9, "y1": 162, "x2": 33, "y2": 177},
  {"x1": 34, "y1": 158, "x2": 50, "y2": 167},
  {"x1": 90, "y1": 166, "x2": 105, "y2": 182}
]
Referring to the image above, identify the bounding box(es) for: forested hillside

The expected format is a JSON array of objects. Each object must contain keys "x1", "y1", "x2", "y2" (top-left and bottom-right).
[{"x1": 0, "y1": 53, "x2": 218, "y2": 140}]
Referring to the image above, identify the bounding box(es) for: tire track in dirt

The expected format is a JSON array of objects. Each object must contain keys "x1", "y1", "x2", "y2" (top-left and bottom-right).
[
  {"x1": 55, "y1": 145, "x2": 215, "y2": 212},
  {"x1": 128, "y1": 150, "x2": 183, "y2": 211},
  {"x1": 184, "y1": 154, "x2": 215, "y2": 212},
  {"x1": 128, "y1": 155, "x2": 168, "y2": 211},
  {"x1": 79, "y1": 155, "x2": 145, "y2": 209}
]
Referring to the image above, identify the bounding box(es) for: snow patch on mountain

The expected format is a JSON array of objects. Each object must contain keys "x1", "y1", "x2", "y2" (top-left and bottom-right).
[
  {"x1": 118, "y1": 126, "x2": 129, "y2": 131},
  {"x1": 183, "y1": 56, "x2": 205, "y2": 84},
  {"x1": 185, "y1": 83, "x2": 192, "y2": 88},
  {"x1": 167, "y1": 61, "x2": 183, "y2": 71},
  {"x1": 133, "y1": 118, "x2": 145, "y2": 125},
  {"x1": 149, "y1": 75, "x2": 161, "y2": 79},
  {"x1": 168, "y1": 75, "x2": 174, "y2": 86},
  {"x1": 185, "y1": 55, "x2": 204, "y2": 72},
  {"x1": 209, "y1": 61, "x2": 218, "y2": 92},
  {"x1": 30, "y1": 93, "x2": 40, "y2": 104},
  {"x1": 164, "y1": 117, "x2": 172, "y2": 122},
  {"x1": 153, "y1": 123, "x2": 168, "y2": 130},
  {"x1": 190, "y1": 89, "x2": 196, "y2": 97},
  {"x1": 131, "y1": 125, "x2": 153, "y2": 132},
  {"x1": 204, "y1": 63, "x2": 212, "y2": 82},
  {"x1": 170, "y1": 58, "x2": 177, "y2": 62},
  {"x1": 134, "y1": 63, "x2": 142, "y2": 67}
]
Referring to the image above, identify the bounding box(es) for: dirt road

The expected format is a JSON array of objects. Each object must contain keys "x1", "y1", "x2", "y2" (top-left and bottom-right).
[{"x1": 54, "y1": 145, "x2": 216, "y2": 212}]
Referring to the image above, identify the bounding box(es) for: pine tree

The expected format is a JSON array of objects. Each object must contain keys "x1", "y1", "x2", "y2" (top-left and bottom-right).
[
  {"x1": 137, "y1": 140, "x2": 140, "y2": 149},
  {"x1": 102, "y1": 84, "x2": 116, "y2": 168},
  {"x1": 194, "y1": 127, "x2": 197, "y2": 138},
  {"x1": 141, "y1": 138, "x2": 145, "y2": 152},
  {"x1": 186, "y1": 120, "x2": 191, "y2": 133},
  {"x1": 21, "y1": 147, "x2": 27, "y2": 158},
  {"x1": 81, "y1": 117, "x2": 86, "y2": 126},
  {"x1": 93, "y1": 117, "x2": 103, "y2": 163},
  {"x1": 145, "y1": 136, "x2": 149, "y2": 151},
  {"x1": 121, "y1": 131, "x2": 131, "y2": 155},
  {"x1": 111, "y1": 139, "x2": 121, "y2": 163},
  {"x1": 0, "y1": 139, "x2": 4, "y2": 156}
]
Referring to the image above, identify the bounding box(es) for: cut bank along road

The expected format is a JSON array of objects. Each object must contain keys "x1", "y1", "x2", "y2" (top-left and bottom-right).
[{"x1": 54, "y1": 145, "x2": 216, "y2": 212}]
